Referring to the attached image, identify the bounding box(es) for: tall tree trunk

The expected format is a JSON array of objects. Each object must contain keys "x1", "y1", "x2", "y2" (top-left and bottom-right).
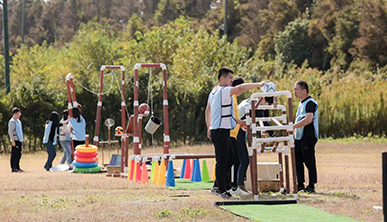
[{"x1": 34, "y1": 136, "x2": 37, "y2": 152}]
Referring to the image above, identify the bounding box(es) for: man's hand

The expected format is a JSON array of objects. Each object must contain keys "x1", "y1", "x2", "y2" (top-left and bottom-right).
[
  {"x1": 11, "y1": 141, "x2": 15, "y2": 147},
  {"x1": 207, "y1": 129, "x2": 211, "y2": 140}
]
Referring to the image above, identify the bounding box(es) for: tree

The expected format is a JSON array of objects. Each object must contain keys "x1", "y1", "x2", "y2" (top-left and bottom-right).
[{"x1": 275, "y1": 18, "x2": 311, "y2": 67}]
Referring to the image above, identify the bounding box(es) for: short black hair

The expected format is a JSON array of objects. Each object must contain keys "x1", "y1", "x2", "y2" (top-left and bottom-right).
[
  {"x1": 265, "y1": 97, "x2": 274, "y2": 104},
  {"x1": 232, "y1": 76, "x2": 245, "y2": 86},
  {"x1": 296, "y1": 80, "x2": 309, "y2": 93},
  {"x1": 217, "y1": 67, "x2": 234, "y2": 80},
  {"x1": 12, "y1": 107, "x2": 20, "y2": 114}
]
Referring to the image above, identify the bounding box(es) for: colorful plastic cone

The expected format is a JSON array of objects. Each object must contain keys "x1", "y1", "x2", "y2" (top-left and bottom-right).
[
  {"x1": 141, "y1": 162, "x2": 149, "y2": 183},
  {"x1": 190, "y1": 159, "x2": 195, "y2": 180},
  {"x1": 156, "y1": 160, "x2": 166, "y2": 185},
  {"x1": 133, "y1": 160, "x2": 137, "y2": 181},
  {"x1": 128, "y1": 159, "x2": 134, "y2": 181},
  {"x1": 202, "y1": 159, "x2": 210, "y2": 182},
  {"x1": 211, "y1": 161, "x2": 216, "y2": 181},
  {"x1": 184, "y1": 159, "x2": 191, "y2": 179},
  {"x1": 150, "y1": 160, "x2": 156, "y2": 182},
  {"x1": 166, "y1": 160, "x2": 175, "y2": 187},
  {"x1": 191, "y1": 159, "x2": 202, "y2": 182},
  {"x1": 152, "y1": 161, "x2": 160, "y2": 184},
  {"x1": 190, "y1": 159, "x2": 196, "y2": 181},
  {"x1": 180, "y1": 159, "x2": 186, "y2": 178},
  {"x1": 136, "y1": 161, "x2": 141, "y2": 182}
]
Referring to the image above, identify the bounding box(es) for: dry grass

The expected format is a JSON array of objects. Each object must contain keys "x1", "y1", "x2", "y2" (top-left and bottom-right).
[{"x1": 0, "y1": 141, "x2": 385, "y2": 222}]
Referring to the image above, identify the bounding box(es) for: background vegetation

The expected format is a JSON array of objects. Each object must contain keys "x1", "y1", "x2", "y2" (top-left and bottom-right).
[{"x1": 0, "y1": 0, "x2": 386, "y2": 152}]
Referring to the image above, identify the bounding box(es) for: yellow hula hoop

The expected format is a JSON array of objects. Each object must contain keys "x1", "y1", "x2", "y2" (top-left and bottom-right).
[{"x1": 75, "y1": 144, "x2": 98, "y2": 153}]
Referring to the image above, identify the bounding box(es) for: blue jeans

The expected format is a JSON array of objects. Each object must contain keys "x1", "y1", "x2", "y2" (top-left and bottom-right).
[
  {"x1": 237, "y1": 129, "x2": 249, "y2": 186},
  {"x1": 44, "y1": 141, "x2": 56, "y2": 170},
  {"x1": 60, "y1": 140, "x2": 72, "y2": 164}
]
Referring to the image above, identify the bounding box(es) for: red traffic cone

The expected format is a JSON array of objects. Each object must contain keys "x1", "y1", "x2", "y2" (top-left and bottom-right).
[{"x1": 141, "y1": 162, "x2": 149, "y2": 183}]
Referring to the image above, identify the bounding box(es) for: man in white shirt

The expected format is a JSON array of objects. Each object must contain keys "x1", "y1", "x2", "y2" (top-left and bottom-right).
[{"x1": 205, "y1": 67, "x2": 267, "y2": 199}]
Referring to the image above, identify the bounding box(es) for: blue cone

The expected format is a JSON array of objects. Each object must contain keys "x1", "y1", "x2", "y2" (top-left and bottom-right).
[
  {"x1": 180, "y1": 159, "x2": 186, "y2": 178},
  {"x1": 190, "y1": 159, "x2": 196, "y2": 182},
  {"x1": 166, "y1": 160, "x2": 175, "y2": 187},
  {"x1": 191, "y1": 159, "x2": 202, "y2": 182}
]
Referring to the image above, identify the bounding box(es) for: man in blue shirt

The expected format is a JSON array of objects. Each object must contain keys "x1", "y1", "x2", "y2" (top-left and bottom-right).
[
  {"x1": 205, "y1": 67, "x2": 267, "y2": 199},
  {"x1": 293, "y1": 81, "x2": 319, "y2": 193},
  {"x1": 8, "y1": 107, "x2": 25, "y2": 173}
]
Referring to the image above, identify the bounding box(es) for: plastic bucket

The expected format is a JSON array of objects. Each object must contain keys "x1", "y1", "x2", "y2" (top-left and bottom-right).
[{"x1": 145, "y1": 116, "x2": 162, "y2": 134}]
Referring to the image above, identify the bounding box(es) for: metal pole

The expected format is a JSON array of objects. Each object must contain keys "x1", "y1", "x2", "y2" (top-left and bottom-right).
[
  {"x1": 383, "y1": 152, "x2": 387, "y2": 221},
  {"x1": 21, "y1": 0, "x2": 26, "y2": 44},
  {"x1": 224, "y1": 0, "x2": 228, "y2": 36},
  {"x1": 3, "y1": 0, "x2": 10, "y2": 94}
]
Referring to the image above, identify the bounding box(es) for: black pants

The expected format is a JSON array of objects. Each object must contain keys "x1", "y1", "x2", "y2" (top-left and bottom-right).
[
  {"x1": 237, "y1": 129, "x2": 249, "y2": 186},
  {"x1": 295, "y1": 139, "x2": 317, "y2": 188},
  {"x1": 44, "y1": 141, "x2": 57, "y2": 170},
  {"x1": 211, "y1": 129, "x2": 231, "y2": 193},
  {"x1": 228, "y1": 137, "x2": 239, "y2": 188},
  {"x1": 10, "y1": 141, "x2": 22, "y2": 170},
  {"x1": 73, "y1": 140, "x2": 85, "y2": 149}
]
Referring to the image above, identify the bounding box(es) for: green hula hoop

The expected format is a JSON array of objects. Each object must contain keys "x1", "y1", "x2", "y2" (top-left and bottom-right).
[{"x1": 74, "y1": 165, "x2": 102, "y2": 173}]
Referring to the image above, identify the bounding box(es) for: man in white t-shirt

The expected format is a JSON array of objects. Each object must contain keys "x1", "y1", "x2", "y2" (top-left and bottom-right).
[{"x1": 205, "y1": 67, "x2": 267, "y2": 199}]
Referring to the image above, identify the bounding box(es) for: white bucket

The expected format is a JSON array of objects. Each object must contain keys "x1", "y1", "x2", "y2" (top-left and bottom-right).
[{"x1": 145, "y1": 116, "x2": 162, "y2": 134}]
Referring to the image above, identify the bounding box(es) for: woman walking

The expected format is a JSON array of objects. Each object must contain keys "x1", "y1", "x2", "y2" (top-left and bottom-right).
[{"x1": 43, "y1": 111, "x2": 60, "y2": 171}]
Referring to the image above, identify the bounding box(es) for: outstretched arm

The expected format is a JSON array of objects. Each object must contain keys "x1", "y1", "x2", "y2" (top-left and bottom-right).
[{"x1": 229, "y1": 81, "x2": 269, "y2": 96}]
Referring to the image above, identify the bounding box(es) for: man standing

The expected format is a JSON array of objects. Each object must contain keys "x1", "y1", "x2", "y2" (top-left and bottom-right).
[
  {"x1": 205, "y1": 67, "x2": 267, "y2": 199},
  {"x1": 8, "y1": 107, "x2": 25, "y2": 173},
  {"x1": 293, "y1": 81, "x2": 319, "y2": 193}
]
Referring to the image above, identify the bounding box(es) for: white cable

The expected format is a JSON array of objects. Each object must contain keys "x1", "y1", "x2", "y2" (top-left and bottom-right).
[
  {"x1": 112, "y1": 71, "x2": 131, "y2": 122},
  {"x1": 146, "y1": 68, "x2": 156, "y2": 150},
  {"x1": 72, "y1": 73, "x2": 114, "y2": 96}
]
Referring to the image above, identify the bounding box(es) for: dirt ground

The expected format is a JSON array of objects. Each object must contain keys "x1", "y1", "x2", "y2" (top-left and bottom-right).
[{"x1": 0, "y1": 141, "x2": 385, "y2": 221}]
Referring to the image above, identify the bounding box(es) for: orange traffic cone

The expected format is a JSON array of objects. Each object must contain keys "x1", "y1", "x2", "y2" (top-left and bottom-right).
[
  {"x1": 211, "y1": 161, "x2": 216, "y2": 181},
  {"x1": 156, "y1": 160, "x2": 166, "y2": 185}
]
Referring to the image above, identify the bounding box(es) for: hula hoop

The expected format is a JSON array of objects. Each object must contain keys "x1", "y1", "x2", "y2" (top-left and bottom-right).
[
  {"x1": 74, "y1": 151, "x2": 98, "y2": 158},
  {"x1": 74, "y1": 165, "x2": 101, "y2": 173},
  {"x1": 74, "y1": 156, "x2": 99, "y2": 163},
  {"x1": 75, "y1": 144, "x2": 98, "y2": 153},
  {"x1": 73, "y1": 161, "x2": 98, "y2": 168}
]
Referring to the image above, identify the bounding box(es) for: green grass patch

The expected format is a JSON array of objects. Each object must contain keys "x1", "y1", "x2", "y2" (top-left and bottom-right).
[{"x1": 221, "y1": 204, "x2": 360, "y2": 222}]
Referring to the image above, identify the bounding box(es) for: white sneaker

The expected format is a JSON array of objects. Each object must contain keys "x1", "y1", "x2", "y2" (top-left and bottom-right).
[
  {"x1": 219, "y1": 192, "x2": 239, "y2": 200},
  {"x1": 230, "y1": 187, "x2": 250, "y2": 196}
]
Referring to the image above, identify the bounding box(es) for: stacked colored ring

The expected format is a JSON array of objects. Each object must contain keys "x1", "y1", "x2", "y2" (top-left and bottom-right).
[{"x1": 73, "y1": 144, "x2": 101, "y2": 173}]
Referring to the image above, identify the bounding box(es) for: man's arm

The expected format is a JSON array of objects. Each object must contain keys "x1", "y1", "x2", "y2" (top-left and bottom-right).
[
  {"x1": 293, "y1": 101, "x2": 316, "y2": 129},
  {"x1": 235, "y1": 117, "x2": 246, "y2": 127},
  {"x1": 293, "y1": 113, "x2": 313, "y2": 129},
  {"x1": 229, "y1": 81, "x2": 268, "y2": 96},
  {"x1": 205, "y1": 102, "x2": 211, "y2": 140},
  {"x1": 8, "y1": 121, "x2": 16, "y2": 146}
]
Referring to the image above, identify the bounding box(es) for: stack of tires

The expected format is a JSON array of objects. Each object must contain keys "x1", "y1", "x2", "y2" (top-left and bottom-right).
[{"x1": 73, "y1": 144, "x2": 101, "y2": 173}]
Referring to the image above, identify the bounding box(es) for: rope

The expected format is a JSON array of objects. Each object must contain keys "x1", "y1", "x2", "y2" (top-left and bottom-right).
[
  {"x1": 112, "y1": 71, "x2": 131, "y2": 122},
  {"x1": 72, "y1": 73, "x2": 114, "y2": 96},
  {"x1": 146, "y1": 68, "x2": 156, "y2": 150}
]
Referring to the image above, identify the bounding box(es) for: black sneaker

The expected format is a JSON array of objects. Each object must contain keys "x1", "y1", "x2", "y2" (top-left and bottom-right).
[
  {"x1": 219, "y1": 192, "x2": 239, "y2": 200},
  {"x1": 209, "y1": 187, "x2": 221, "y2": 196},
  {"x1": 304, "y1": 186, "x2": 316, "y2": 193},
  {"x1": 11, "y1": 169, "x2": 18, "y2": 173}
]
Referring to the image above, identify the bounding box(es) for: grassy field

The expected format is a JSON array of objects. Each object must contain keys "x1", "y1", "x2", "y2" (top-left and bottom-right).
[{"x1": 0, "y1": 141, "x2": 385, "y2": 222}]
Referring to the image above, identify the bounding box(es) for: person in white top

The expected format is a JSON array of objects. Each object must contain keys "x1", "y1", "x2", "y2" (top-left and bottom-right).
[{"x1": 205, "y1": 67, "x2": 268, "y2": 199}]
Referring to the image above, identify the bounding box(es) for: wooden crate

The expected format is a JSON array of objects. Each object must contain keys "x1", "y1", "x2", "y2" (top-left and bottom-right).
[
  {"x1": 106, "y1": 166, "x2": 121, "y2": 175},
  {"x1": 258, "y1": 179, "x2": 280, "y2": 192}
]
